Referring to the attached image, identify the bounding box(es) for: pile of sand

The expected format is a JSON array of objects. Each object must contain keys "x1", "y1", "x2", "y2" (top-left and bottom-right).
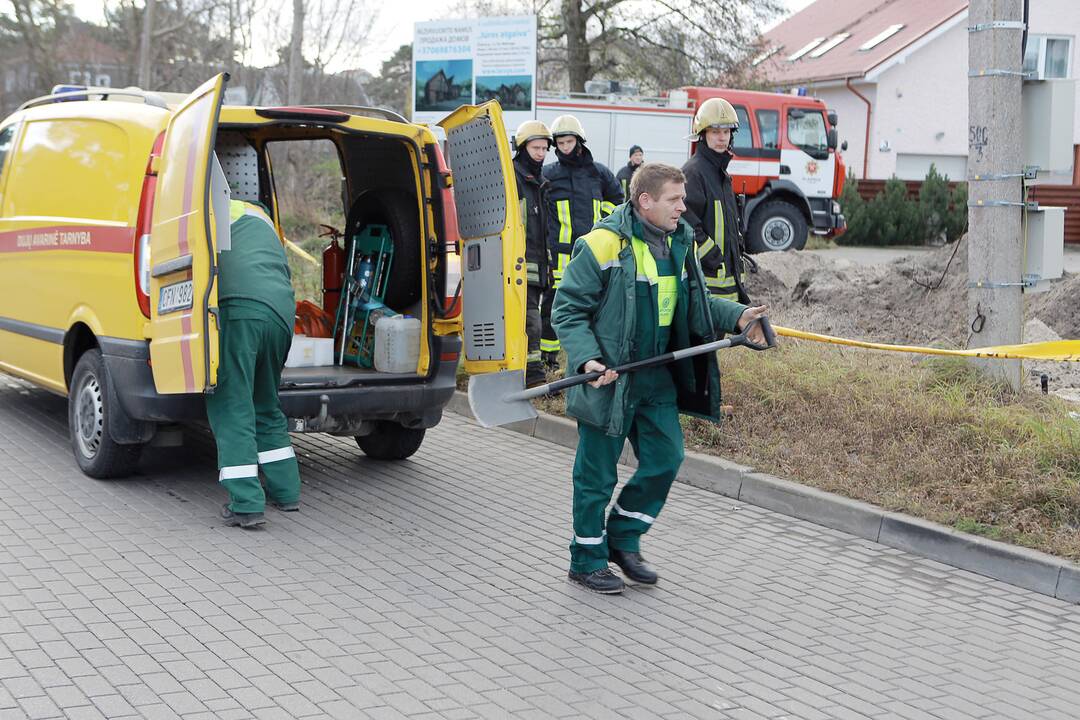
[{"x1": 743, "y1": 238, "x2": 1080, "y2": 399}]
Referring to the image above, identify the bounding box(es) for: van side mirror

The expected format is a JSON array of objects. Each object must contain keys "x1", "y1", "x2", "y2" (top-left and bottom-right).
[
  {"x1": 827, "y1": 128, "x2": 838, "y2": 150},
  {"x1": 827, "y1": 109, "x2": 838, "y2": 127}
]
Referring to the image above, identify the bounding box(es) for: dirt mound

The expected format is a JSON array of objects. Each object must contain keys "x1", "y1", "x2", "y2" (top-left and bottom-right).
[{"x1": 743, "y1": 238, "x2": 1080, "y2": 398}]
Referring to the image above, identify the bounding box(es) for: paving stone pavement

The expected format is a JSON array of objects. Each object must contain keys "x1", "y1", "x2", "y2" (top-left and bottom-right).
[{"x1": 0, "y1": 373, "x2": 1079, "y2": 720}]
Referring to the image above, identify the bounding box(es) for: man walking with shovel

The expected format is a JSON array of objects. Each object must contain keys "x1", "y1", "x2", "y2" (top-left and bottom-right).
[{"x1": 551, "y1": 163, "x2": 769, "y2": 594}]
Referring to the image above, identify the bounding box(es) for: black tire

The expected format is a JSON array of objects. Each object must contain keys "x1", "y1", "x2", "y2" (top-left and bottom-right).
[
  {"x1": 746, "y1": 201, "x2": 809, "y2": 253},
  {"x1": 354, "y1": 422, "x2": 426, "y2": 460},
  {"x1": 68, "y1": 349, "x2": 142, "y2": 479},
  {"x1": 345, "y1": 190, "x2": 421, "y2": 309}
]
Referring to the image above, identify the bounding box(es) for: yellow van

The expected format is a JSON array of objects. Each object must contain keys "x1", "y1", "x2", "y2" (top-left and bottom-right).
[{"x1": 0, "y1": 73, "x2": 525, "y2": 478}]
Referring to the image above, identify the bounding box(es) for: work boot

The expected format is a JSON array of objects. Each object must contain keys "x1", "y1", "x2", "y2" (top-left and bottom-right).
[
  {"x1": 610, "y1": 549, "x2": 658, "y2": 585},
  {"x1": 525, "y1": 361, "x2": 547, "y2": 389},
  {"x1": 220, "y1": 504, "x2": 266, "y2": 528},
  {"x1": 542, "y1": 351, "x2": 560, "y2": 372},
  {"x1": 271, "y1": 501, "x2": 300, "y2": 512},
  {"x1": 567, "y1": 568, "x2": 624, "y2": 594}
]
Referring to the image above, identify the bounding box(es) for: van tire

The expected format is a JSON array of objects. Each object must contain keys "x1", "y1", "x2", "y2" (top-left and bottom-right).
[
  {"x1": 746, "y1": 201, "x2": 808, "y2": 253},
  {"x1": 354, "y1": 422, "x2": 425, "y2": 460},
  {"x1": 345, "y1": 190, "x2": 421, "y2": 309},
  {"x1": 68, "y1": 349, "x2": 142, "y2": 479}
]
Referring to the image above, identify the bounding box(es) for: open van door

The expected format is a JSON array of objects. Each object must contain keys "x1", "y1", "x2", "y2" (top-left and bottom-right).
[
  {"x1": 438, "y1": 101, "x2": 527, "y2": 375},
  {"x1": 148, "y1": 73, "x2": 228, "y2": 394}
]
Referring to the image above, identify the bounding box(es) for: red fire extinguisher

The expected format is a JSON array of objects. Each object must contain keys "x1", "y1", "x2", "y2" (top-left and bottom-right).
[{"x1": 320, "y1": 225, "x2": 345, "y2": 316}]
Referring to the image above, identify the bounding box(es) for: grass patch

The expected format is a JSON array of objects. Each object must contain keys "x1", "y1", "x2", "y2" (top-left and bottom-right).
[
  {"x1": 460, "y1": 343, "x2": 1080, "y2": 560},
  {"x1": 802, "y1": 234, "x2": 838, "y2": 251}
]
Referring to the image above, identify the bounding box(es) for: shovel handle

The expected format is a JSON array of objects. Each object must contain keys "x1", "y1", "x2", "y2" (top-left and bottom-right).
[{"x1": 510, "y1": 317, "x2": 775, "y2": 401}]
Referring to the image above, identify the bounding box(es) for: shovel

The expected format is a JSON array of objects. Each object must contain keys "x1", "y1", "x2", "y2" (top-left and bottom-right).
[{"x1": 468, "y1": 317, "x2": 777, "y2": 428}]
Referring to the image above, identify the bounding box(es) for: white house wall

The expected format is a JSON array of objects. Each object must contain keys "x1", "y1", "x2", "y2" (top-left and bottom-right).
[{"x1": 872, "y1": 19, "x2": 970, "y2": 181}]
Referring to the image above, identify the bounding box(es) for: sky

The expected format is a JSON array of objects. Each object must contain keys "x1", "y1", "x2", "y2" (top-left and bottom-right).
[{"x1": 65, "y1": 0, "x2": 817, "y2": 75}]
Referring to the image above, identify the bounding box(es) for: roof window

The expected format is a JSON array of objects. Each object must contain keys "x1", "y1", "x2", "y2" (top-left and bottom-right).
[
  {"x1": 753, "y1": 45, "x2": 783, "y2": 66},
  {"x1": 788, "y1": 38, "x2": 825, "y2": 62},
  {"x1": 859, "y1": 24, "x2": 905, "y2": 51},
  {"x1": 808, "y1": 33, "x2": 850, "y2": 58}
]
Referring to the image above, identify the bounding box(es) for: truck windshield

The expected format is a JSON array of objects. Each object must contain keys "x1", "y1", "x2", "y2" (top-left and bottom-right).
[{"x1": 787, "y1": 109, "x2": 828, "y2": 158}]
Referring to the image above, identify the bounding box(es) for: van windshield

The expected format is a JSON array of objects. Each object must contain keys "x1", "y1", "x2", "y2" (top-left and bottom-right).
[{"x1": 787, "y1": 109, "x2": 828, "y2": 158}]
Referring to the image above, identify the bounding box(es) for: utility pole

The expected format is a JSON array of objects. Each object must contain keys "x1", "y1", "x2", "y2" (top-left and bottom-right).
[
  {"x1": 137, "y1": 0, "x2": 155, "y2": 89},
  {"x1": 967, "y1": 0, "x2": 1025, "y2": 391}
]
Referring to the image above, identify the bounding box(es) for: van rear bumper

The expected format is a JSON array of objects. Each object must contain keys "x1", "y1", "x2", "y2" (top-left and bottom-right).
[{"x1": 101, "y1": 336, "x2": 462, "y2": 431}]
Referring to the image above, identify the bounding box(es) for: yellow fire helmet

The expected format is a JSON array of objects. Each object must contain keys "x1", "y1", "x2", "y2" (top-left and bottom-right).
[
  {"x1": 691, "y1": 97, "x2": 740, "y2": 137},
  {"x1": 550, "y1": 114, "x2": 586, "y2": 142},
  {"x1": 513, "y1": 119, "x2": 553, "y2": 149}
]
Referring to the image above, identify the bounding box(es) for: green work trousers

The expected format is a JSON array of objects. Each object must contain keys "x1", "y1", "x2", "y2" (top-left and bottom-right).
[
  {"x1": 205, "y1": 302, "x2": 301, "y2": 514},
  {"x1": 569, "y1": 401, "x2": 684, "y2": 574}
]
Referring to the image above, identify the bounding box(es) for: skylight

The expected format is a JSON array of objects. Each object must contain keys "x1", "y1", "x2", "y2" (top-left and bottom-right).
[
  {"x1": 860, "y1": 24, "x2": 905, "y2": 51},
  {"x1": 788, "y1": 38, "x2": 825, "y2": 62},
  {"x1": 753, "y1": 45, "x2": 783, "y2": 66},
  {"x1": 808, "y1": 33, "x2": 851, "y2": 58}
]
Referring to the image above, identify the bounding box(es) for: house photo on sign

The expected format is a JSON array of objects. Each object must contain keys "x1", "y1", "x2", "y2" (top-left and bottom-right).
[{"x1": 412, "y1": 15, "x2": 537, "y2": 130}]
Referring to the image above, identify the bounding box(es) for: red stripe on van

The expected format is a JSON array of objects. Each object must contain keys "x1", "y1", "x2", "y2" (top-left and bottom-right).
[
  {"x1": 0, "y1": 226, "x2": 135, "y2": 254},
  {"x1": 175, "y1": 101, "x2": 210, "y2": 257}
]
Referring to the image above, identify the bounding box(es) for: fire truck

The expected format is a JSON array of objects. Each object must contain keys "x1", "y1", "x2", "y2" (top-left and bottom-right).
[{"x1": 536, "y1": 86, "x2": 847, "y2": 252}]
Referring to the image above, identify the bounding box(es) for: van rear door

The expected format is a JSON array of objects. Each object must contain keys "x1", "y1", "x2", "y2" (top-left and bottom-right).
[
  {"x1": 438, "y1": 102, "x2": 527, "y2": 375},
  {"x1": 148, "y1": 73, "x2": 228, "y2": 394}
]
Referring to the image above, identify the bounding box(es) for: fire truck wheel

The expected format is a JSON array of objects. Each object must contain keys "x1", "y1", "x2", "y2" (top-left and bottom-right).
[
  {"x1": 355, "y1": 422, "x2": 426, "y2": 460},
  {"x1": 68, "y1": 349, "x2": 142, "y2": 479},
  {"x1": 747, "y1": 201, "x2": 808, "y2": 253}
]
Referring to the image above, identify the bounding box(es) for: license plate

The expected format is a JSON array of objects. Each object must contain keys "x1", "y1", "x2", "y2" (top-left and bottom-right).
[{"x1": 158, "y1": 280, "x2": 194, "y2": 315}]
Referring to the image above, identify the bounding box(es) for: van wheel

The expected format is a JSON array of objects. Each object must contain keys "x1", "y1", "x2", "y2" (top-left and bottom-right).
[
  {"x1": 747, "y1": 201, "x2": 808, "y2": 253},
  {"x1": 345, "y1": 190, "x2": 421, "y2": 309},
  {"x1": 354, "y1": 422, "x2": 426, "y2": 460},
  {"x1": 68, "y1": 349, "x2": 142, "y2": 479}
]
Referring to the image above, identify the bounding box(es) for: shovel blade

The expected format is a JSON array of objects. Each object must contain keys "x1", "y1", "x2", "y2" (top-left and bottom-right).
[{"x1": 468, "y1": 370, "x2": 538, "y2": 428}]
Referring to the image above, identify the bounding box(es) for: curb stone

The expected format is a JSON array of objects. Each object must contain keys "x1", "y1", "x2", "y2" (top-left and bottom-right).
[{"x1": 448, "y1": 390, "x2": 1080, "y2": 604}]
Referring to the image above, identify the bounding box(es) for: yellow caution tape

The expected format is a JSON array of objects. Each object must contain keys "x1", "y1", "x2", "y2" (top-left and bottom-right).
[{"x1": 773, "y1": 325, "x2": 1080, "y2": 362}]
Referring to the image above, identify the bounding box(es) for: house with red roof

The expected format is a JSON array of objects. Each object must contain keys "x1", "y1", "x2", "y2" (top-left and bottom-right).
[{"x1": 757, "y1": 0, "x2": 1079, "y2": 181}]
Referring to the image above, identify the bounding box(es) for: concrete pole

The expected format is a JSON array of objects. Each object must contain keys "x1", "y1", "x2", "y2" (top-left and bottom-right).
[{"x1": 967, "y1": 0, "x2": 1025, "y2": 391}]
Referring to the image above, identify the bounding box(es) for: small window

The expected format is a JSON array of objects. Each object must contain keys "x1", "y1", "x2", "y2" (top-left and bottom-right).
[
  {"x1": 860, "y1": 24, "x2": 905, "y2": 51},
  {"x1": 808, "y1": 33, "x2": 850, "y2": 59},
  {"x1": 788, "y1": 38, "x2": 825, "y2": 62},
  {"x1": 756, "y1": 109, "x2": 780, "y2": 150},
  {"x1": 1024, "y1": 35, "x2": 1073, "y2": 79},
  {"x1": 731, "y1": 106, "x2": 754, "y2": 151},
  {"x1": 95, "y1": 74, "x2": 111, "y2": 87},
  {"x1": 752, "y1": 46, "x2": 782, "y2": 66}
]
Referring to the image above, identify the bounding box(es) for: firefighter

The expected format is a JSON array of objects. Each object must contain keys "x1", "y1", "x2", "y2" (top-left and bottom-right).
[
  {"x1": 615, "y1": 144, "x2": 644, "y2": 202},
  {"x1": 682, "y1": 97, "x2": 750, "y2": 303},
  {"x1": 512, "y1": 119, "x2": 554, "y2": 388},
  {"x1": 540, "y1": 114, "x2": 623, "y2": 371},
  {"x1": 552, "y1": 163, "x2": 769, "y2": 594},
  {"x1": 208, "y1": 199, "x2": 302, "y2": 528}
]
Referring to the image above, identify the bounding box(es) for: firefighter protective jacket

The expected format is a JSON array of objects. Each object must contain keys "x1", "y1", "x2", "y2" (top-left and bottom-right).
[
  {"x1": 513, "y1": 153, "x2": 552, "y2": 289},
  {"x1": 681, "y1": 145, "x2": 749, "y2": 303}
]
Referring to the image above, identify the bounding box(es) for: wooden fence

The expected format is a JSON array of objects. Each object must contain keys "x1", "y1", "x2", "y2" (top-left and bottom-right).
[{"x1": 851, "y1": 178, "x2": 1080, "y2": 244}]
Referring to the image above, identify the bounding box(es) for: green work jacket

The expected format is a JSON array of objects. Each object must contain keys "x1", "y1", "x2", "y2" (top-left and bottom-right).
[{"x1": 551, "y1": 203, "x2": 747, "y2": 436}]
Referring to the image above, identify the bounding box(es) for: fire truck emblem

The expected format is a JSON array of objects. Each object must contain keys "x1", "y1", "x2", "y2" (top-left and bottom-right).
[{"x1": 806, "y1": 160, "x2": 819, "y2": 176}]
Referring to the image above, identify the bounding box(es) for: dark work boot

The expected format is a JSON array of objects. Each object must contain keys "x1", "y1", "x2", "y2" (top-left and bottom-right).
[
  {"x1": 525, "y1": 361, "x2": 547, "y2": 389},
  {"x1": 271, "y1": 501, "x2": 299, "y2": 512},
  {"x1": 221, "y1": 504, "x2": 266, "y2": 528},
  {"x1": 567, "y1": 568, "x2": 624, "y2": 594},
  {"x1": 542, "y1": 351, "x2": 560, "y2": 372},
  {"x1": 610, "y1": 549, "x2": 658, "y2": 585}
]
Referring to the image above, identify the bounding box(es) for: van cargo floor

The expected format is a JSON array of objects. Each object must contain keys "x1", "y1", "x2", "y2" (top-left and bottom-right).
[{"x1": 281, "y1": 366, "x2": 420, "y2": 388}]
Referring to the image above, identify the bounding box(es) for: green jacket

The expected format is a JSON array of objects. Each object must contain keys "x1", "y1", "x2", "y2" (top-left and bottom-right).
[
  {"x1": 218, "y1": 200, "x2": 295, "y2": 333},
  {"x1": 551, "y1": 203, "x2": 747, "y2": 436}
]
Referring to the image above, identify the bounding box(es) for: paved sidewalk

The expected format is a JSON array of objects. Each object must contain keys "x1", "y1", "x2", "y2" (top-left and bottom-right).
[{"x1": 0, "y1": 374, "x2": 1078, "y2": 719}]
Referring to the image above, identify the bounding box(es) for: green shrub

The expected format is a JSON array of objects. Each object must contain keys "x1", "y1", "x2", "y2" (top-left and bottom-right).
[{"x1": 837, "y1": 167, "x2": 968, "y2": 246}]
